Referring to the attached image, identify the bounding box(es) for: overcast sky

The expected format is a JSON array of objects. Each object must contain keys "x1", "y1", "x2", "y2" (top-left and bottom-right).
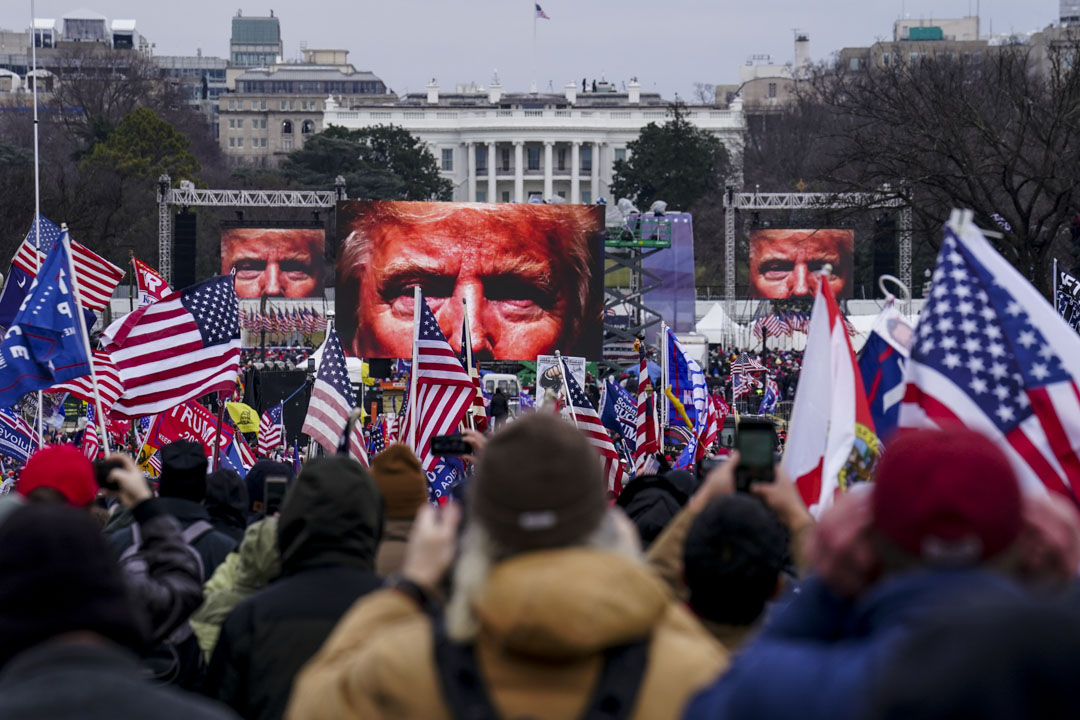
[{"x1": 2, "y1": 1, "x2": 1059, "y2": 98}]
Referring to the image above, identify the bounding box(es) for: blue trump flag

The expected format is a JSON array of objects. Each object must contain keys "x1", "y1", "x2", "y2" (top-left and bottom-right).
[
  {"x1": 0, "y1": 408, "x2": 38, "y2": 463},
  {"x1": 857, "y1": 303, "x2": 913, "y2": 442},
  {"x1": 0, "y1": 235, "x2": 90, "y2": 407},
  {"x1": 427, "y1": 454, "x2": 465, "y2": 502},
  {"x1": 600, "y1": 377, "x2": 638, "y2": 452},
  {"x1": 0, "y1": 217, "x2": 63, "y2": 329}
]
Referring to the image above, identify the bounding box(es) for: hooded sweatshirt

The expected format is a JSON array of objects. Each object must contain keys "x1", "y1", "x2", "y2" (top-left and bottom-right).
[{"x1": 204, "y1": 458, "x2": 383, "y2": 720}]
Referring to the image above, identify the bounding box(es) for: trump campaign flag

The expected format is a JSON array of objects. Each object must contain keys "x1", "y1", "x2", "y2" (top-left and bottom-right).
[
  {"x1": 784, "y1": 276, "x2": 880, "y2": 515},
  {"x1": 104, "y1": 275, "x2": 241, "y2": 419},
  {"x1": 0, "y1": 409, "x2": 39, "y2": 462},
  {"x1": 600, "y1": 377, "x2": 638, "y2": 452},
  {"x1": 1054, "y1": 262, "x2": 1080, "y2": 334},
  {"x1": 857, "y1": 301, "x2": 914, "y2": 441},
  {"x1": 133, "y1": 256, "x2": 172, "y2": 307},
  {"x1": 0, "y1": 235, "x2": 91, "y2": 408},
  {"x1": 900, "y1": 210, "x2": 1080, "y2": 505}
]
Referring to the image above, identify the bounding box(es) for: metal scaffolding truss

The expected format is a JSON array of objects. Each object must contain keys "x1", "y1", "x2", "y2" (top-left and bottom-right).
[
  {"x1": 722, "y1": 189, "x2": 913, "y2": 321},
  {"x1": 156, "y1": 174, "x2": 346, "y2": 285}
]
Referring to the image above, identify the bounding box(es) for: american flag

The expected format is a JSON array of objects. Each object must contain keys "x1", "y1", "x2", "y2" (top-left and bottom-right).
[
  {"x1": 48, "y1": 350, "x2": 124, "y2": 411},
  {"x1": 460, "y1": 316, "x2": 488, "y2": 432},
  {"x1": 634, "y1": 342, "x2": 660, "y2": 475},
  {"x1": 561, "y1": 356, "x2": 624, "y2": 493},
  {"x1": 234, "y1": 430, "x2": 257, "y2": 468},
  {"x1": 900, "y1": 214, "x2": 1080, "y2": 506},
  {"x1": 696, "y1": 395, "x2": 721, "y2": 460},
  {"x1": 14, "y1": 229, "x2": 125, "y2": 311},
  {"x1": 368, "y1": 420, "x2": 386, "y2": 456},
  {"x1": 535, "y1": 3, "x2": 550, "y2": 19},
  {"x1": 402, "y1": 292, "x2": 475, "y2": 472},
  {"x1": 776, "y1": 312, "x2": 793, "y2": 337},
  {"x1": 731, "y1": 352, "x2": 767, "y2": 374},
  {"x1": 83, "y1": 404, "x2": 100, "y2": 460},
  {"x1": 258, "y1": 402, "x2": 283, "y2": 457},
  {"x1": 732, "y1": 373, "x2": 762, "y2": 400},
  {"x1": 104, "y1": 275, "x2": 241, "y2": 419},
  {"x1": 301, "y1": 324, "x2": 368, "y2": 466}
]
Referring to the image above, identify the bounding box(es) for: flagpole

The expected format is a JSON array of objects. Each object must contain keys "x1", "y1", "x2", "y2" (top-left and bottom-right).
[
  {"x1": 1054, "y1": 257, "x2": 1059, "y2": 306},
  {"x1": 30, "y1": 0, "x2": 45, "y2": 449},
  {"x1": 408, "y1": 287, "x2": 421, "y2": 450},
  {"x1": 659, "y1": 321, "x2": 668, "y2": 428},
  {"x1": 556, "y1": 352, "x2": 578, "y2": 426},
  {"x1": 531, "y1": 1, "x2": 537, "y2": 93},
  {"x1": 60, "y1": 227, "x2": 110, "y2": 456},
  {"x1": 462, "y1": 297, "x2": 476, "y2": 431},
  {"x1": 212, "y1": 395, "x2": 226, "y2": 470}
]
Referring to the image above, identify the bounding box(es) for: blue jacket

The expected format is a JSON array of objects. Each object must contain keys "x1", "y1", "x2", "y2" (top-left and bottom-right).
[{"x1": 684, "y1": 569, "x2": 1026, "y2": 720}]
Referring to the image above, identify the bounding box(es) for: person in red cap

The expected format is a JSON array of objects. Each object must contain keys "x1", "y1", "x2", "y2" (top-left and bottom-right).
[
  {"x1": 0, "y1": 445, "x2": 100, "y2": 527},
  {"x1": 685, "y1": 425, "x2": 1080, "y2": 720}
]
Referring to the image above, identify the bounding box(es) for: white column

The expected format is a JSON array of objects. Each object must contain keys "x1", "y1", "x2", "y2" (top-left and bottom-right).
[
  {"x1": 466, "y1": 142, "x2": 477, "y2": 202},
  {"x1": 543, "y1": 141, "x2": 554, "y2": 200},
  {"x1": 570, "y1": 141, "x2": 581, "y2": 204},
  {"x1": 513, "y1": 141, "x2": 524, "y2": 203},
  {"x1": 591, "y1": 141, "x2": 600, "y2": 202},
  {"x1": 487, "y1": 141, "x2": 496, "y2": 202}
]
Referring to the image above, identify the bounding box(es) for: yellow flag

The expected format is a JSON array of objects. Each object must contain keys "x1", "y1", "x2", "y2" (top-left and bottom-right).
[
  {"x1": 664, "y1": 387, "x2": 694, "y2": 430},
  {"x1": 226, "y1": 402, "x2": 260, "y2": 434}
]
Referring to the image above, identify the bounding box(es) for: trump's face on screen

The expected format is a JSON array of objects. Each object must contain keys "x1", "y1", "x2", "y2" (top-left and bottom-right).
[
  {"x1": 748, "y1": 228, "x2": 854, "y2": 299},
  {"x1": 221, "y1": 228, "x2": 325, "y2": 299}
]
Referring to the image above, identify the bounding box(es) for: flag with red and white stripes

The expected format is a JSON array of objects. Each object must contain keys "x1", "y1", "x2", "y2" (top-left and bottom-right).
[
  {"x1": 15, "y1": 236, "x2": 125, "y2": 311},
  {"x1": 48, "y1": 350, "x2": 124, "y2": 411},
  {"x1": 402, "y1": 293, "x2": 475, "y2": 473},
  {"x1": 900, "y1": 213, "x2": 1080, "y2": 507},
  {"x1": 561, "y1": 356, "x2": 624, "y2": 493},
  {"x1": 133, "y1": 256, "x2": 171, "y2": 307},
  {"x1": 633, "y1": 343, "x2": 659, "y2": 475},
  {"x1": 460, "y1": 317, "x2": 489, "y2": 432},
  {"x1": 301, "y1": 324, "x2": 367, "y2": 466},
  {"x1": 103, "y1": 275, "x2": 241, "y2": 419},
  {"x1": 83, "y1": 404, "x2": 100, "y2": 460},
  {"x1": 258, "y1": 403, "x2": 284, "y2": 457},
  {"x1": 695, "y1": 394, "x2": 721, "y2": 461}
]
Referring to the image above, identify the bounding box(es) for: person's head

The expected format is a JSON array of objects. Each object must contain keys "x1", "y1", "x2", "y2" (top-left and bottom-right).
[
  {"x1": 243, "y1": 459, "x2": 295, "y2": 515},
  {"x1": 277, "y1": 456, "x2": 383, "y2": 575},
  {"x1": 684, "y1": 495, "x2": 788, "y2": 627},
  {"x1": 156, "y1": 440, "x2": 208, "y2": 503},
  {"x1": 16, "y1": 445, "x2": 97, "y2": 508},
  {"x1": 0, "y1": 504, "x2": 145, "y2": 668},
  {"x1": 748, "y1": 228, "x2": 854, "y2": 299},
  {"x1": 204, "y1": 468, "x2": 249, "y2": 529},
  {"x1": 370, "y1": 443, "x2": 427, "y2": 520},
  {"x1": 221, "y1": 227, "x2": 325, "y2": 298},
  {"x1": 872, "y1": 427, "x2": 1022, "y2": 572},
  {"x1": 338, "y1": 202, "x2": 601, "y2": 360},
  {"x1": 615, "y1": 470, "x2": 696, "y2": 549},
  {"x1": 448, "y1": 413, "x2": 638, "y2": 640}
]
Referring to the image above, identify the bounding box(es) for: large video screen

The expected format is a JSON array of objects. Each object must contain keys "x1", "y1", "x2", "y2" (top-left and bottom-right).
[
  {"x1": 336, "y1": 201, "x2": 606, "y2": 361},
  {"x1": 748, "y1": 228, "x2": 855, "y2": 299},
  {"x1": 221, "y1": 227, "x2": 326, "y2": 299}
]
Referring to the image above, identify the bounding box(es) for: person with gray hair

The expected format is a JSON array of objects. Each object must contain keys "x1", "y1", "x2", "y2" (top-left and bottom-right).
[
  {"x1": 286, "y1": 413, "x2": 727, "y2": 720},
  {"x1": 336, "y1": 201, "x2": 603, "y2": 361}
]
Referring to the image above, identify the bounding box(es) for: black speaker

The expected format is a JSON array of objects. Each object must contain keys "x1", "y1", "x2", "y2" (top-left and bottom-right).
[
  {"x1": 174, "y1": 210, "x2": 197, "y2": 290},
  {"x1": 367, "y1": 358, "x2": 392, "y2": 378},
  {"x1": 872, "y1": 215, "x2": 898, "y2": 297},
  {"x1": 254, "y1": 370, "x2": 312, "y2": 444}
]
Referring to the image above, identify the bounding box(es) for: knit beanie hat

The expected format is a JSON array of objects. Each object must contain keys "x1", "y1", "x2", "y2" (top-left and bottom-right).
[
  {"x1": 370, "y1": 444, "x2": 428, "y2": 519},
  {"x1": 17, "y1": 444, "x2": 97, "y2": 507},
  {"x1": 157, "y1": 440, "x2": 208, "y2": 502},
  {"x1": 873, "y1": 427, "x2": 1022, "y2": 566},
  {"x1": 470, "y1": 413, "x2": 607, "y2": 555},
  {"x1": 0, "y1": 504, "x2": 145, "y2": 669}
]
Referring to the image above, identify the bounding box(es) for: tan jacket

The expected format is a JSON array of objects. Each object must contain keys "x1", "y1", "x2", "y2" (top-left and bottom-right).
[
  {"x1": 374, "y1": 518, "x2": 411, "y2": 578},
  {"x1": 286, "y1": 548, "x2": 728, "y2": 720}
]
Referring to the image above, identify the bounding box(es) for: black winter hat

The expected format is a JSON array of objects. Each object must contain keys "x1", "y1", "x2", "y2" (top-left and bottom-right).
[
  {"x1": 0, "y1": 504, "x2": 146, "y2": 669},
  {"x1": 157, "y1": 440, "x2": 208, "y2": 502}
]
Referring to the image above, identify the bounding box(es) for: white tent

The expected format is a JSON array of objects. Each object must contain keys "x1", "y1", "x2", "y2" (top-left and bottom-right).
[{"x1": 695, "y1": 302, "x2": 739, "y2": 344}]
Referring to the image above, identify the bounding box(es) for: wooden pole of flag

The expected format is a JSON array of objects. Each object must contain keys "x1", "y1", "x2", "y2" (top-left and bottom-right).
[
  {"x1": 555, "y1": 351, "x2": 578, "y2": 426},
  {"x1": 212, "y1": 393, "x2": 226, "y2": 470},
  {"x1": 659, "y1": 321, "x2": 669, "y2": 429},
  {"x1": 60, "y1": 226, "x2": 110, "y2": 456},
  {"x1": 408, "y1": 287, "x2": 421, "y2": 451}
]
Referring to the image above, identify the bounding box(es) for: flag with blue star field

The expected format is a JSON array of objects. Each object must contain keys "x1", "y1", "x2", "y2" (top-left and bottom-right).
[
  {"x1": 900, "y1": 211, "x2": 1080, "y2": 506},
  {"x1": 0, "y1": 234, "x2": 90, "y2": 408},
  {"x1": 301, "y1": 323, "x2": 368, "y2": 466},
  {"x1": 258, "y1": 402, "x2": 284, "y2": 458},
  {"x1": 561, "y1": 356, "x2": 624, "y2": 494},
  {"x1": 0, "y1": 216, "x2": 64, "y2": 328}
]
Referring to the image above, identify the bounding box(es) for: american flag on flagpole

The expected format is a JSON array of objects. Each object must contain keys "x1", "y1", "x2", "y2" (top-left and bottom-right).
[
  {"x1": 634, "y1": 341, "x2": 660, "y2": 475},
  {"x1": 301, "y1": 323, "x2": 368, "y2": 467},
  {"x1": 48, "y1": 350, "x2": 124, "y2": 412},
  {"x1": 15, "y1": 233, "x2": 125, "y2": 311},
  {"x1": 368, "y1": 419, "x2": 386, "y2": 456},
  {"x1": 535, "y1": 3, "x2": 550, "y2": 19},
  {"x1": 258, "y1": 402, "x2": 284, "y2": 457},
  {"x1": 83, "y1": 404, "x2": 100, "y2": 460},
  {"x1": 561, "y1": 356, "x2": 624, "y2": 493},
  {"x1": 460, "y1": 312, "x2": 489, "y2": 432},
  {"x1": 900, "y1": 210, "x2": 1080, "y2": 506},
  {"x1": 402, "y1": 292, "x2": 475, "y2": 473},
  {"x1": 731, "y1": 352, "x2": 767, "y2": 374},
  {"x1": 103, "y1": 275, "x2": 241, "y2": 419}
]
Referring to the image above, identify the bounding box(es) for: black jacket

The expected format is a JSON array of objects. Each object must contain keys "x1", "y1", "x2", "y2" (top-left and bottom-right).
[
  {"x1": 489, "y1": 391, "x2": 509, "y2": 417},
  {"x1": 204, "y1": 457, "x2": 383, "y2": 720},
  {"x1": 0, "y1": 641, "x2": 237, "y2": 719},
  {"x1": 110, "y1": 497, "x2": 238, "y2": 579}
]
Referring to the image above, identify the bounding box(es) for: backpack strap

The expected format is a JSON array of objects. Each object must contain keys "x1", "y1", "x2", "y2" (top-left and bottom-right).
[
  {"x1": 130, "y1": 522, "x2": 142, "y2": 549},
  {"x1": 182, "y1": 520, "x2": 215, "y2": 545},
  {"x1": 432, "y1": 616, "x2": 650, "y2": 720}
]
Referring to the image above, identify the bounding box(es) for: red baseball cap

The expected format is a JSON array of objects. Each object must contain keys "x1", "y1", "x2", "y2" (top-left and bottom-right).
[
  {"x1": 872, "y1": 427, "x2": 1021, "y2": 565},
  {"x1": 17, "y1": 445, "x2": 98, "y2": 508}
]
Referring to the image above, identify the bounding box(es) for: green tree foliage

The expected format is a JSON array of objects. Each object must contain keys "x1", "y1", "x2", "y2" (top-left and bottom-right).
[
  {"x1": 282, "y1": 124, "x2": 452, "y2": 201},
  {"x1": 83, "y1": 107, "x2": 201, "y2": 181},
  {"x1": 610, "y1": 103, "x2": 732, "y2": 211}
]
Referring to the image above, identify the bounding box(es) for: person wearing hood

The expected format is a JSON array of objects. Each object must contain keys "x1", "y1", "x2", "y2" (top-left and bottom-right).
[
  {"x1": 369, "y1": 444, "x2": 428, "y2": 576},
  {"x1": 243, "y1": 460, "x2": 295, "y2": 522},
  {"x1": 286, "y1": 413, "x2": 727, "y2": 720},
  {"x1": 204, "y1": 456, "x2": 383, "y2": 720},
  {"x1": 191, "y1": 517, "x2": 281, "y2": 660},
  {"x1": 616, "y1": 469, "x2": 698, "y2": 549},
  {"x1": 204, "y1": 469, "x2": 250, "y2": 543}
]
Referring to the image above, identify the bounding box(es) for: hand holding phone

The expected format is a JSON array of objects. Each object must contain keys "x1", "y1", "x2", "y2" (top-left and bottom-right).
[
  {"x1": 734, "y1": 418, "x2": 778, "y2": 492},
  {"x1": 430, "y1": 434, "x2": 473, "y2": 456}
]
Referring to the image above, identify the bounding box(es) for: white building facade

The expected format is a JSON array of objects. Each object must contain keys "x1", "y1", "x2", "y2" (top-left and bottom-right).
[{"x1": 322, "y1": 80, "x2": 744, "y2": 204}]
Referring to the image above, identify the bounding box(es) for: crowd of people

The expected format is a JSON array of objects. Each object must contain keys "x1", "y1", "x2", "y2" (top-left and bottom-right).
[{"x1": 0, "y1": 408, "x2": 1076, "y2": 719}]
